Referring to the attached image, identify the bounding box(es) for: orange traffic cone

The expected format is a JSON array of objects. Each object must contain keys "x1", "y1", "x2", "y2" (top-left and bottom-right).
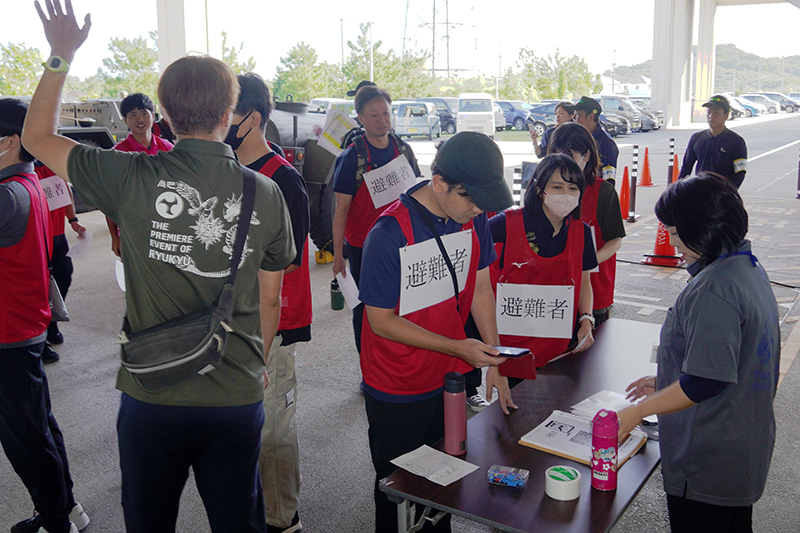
[
  {"x1": 618, "y1": 167, "x2": 630, "y2": 219},
  {"x1": 671, "y1": 154, "x2": 679, "y2": 184},
  {"x1": 638, "y1": 147, "x2": 656, "y2": 187},
  {"x1": 641, "y1": 222, "x2": 684, "y2": 266}
]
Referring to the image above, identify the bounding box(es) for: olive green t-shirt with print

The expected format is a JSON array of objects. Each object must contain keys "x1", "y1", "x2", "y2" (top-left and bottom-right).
[{"x1": 68, "y1": 139, "x2": 295, "y2": 407}]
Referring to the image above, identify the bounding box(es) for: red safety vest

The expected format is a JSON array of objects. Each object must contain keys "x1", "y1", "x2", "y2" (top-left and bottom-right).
[
  {"x1": 344, "y1": 135, "x2": 403, "y2": 248},
  {"x1": 490, "y1": 208, "x2": 584, "y2": 377},
  {"x1": 258, "y1": 154, "x2": 312, "y2": 331},
  {"x1": 0, "y1": 173, "x2": 52, "y2": 344},
  {"x1": 360, "y1": 202, "x2": 477, "y2": 395},
  {"x1": 580, "y1": 180, "x2": 616, "y2": 310},
  {"x1": 34, "y1": 165, "x2": 66, "y2": 236}
]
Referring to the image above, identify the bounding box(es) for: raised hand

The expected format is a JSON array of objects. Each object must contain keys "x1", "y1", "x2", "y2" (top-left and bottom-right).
[{"x1": 35, "y1": 0, "x2": 91, "y2": 63}]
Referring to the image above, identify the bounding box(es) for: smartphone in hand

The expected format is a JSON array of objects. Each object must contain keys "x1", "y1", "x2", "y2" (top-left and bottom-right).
[{"x1": 492, "y1": 346, "x2": 531, "y2": 358}]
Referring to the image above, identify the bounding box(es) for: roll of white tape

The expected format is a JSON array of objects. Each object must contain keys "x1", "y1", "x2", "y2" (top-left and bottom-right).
[{"x1": 545, "y1": 465, "x2": 581, "y2": 501}]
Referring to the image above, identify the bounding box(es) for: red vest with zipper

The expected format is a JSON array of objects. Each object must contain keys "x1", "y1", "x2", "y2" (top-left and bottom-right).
[
  {"x1": 0, "y1": 173, "x2": 53, "y2": 344},
  {"x1": 360, "y1": 202, "x2": 477, "y2": 395},
  {"x1": 490, "y1": 208, "x2": 584, "y2": 377},
  {"x1": 580, "y1": 179, "x2": 615, "y2": 310},
  {"x1": 258, "y1": 154, "x2": 312, "y2": 331}
]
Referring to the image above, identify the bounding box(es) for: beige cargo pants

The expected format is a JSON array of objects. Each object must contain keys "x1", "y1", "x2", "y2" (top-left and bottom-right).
[{"x1": 259, "y1": 336, "x2": 301, "y2": 528}]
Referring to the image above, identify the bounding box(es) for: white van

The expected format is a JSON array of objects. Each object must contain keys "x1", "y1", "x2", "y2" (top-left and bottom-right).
[{"x1": 457, "y1": 93, "x2": 495, "y2": 137}]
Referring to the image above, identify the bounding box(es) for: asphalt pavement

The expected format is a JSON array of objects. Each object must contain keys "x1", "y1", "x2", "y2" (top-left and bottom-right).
[{"x1": 1, "y1": 113, "x2": 799, "y2": 532}]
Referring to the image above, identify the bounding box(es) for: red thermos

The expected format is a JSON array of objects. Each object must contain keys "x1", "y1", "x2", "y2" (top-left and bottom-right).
[{"x1": 444, "y1": 372, "x2": 467, "y2": 456}]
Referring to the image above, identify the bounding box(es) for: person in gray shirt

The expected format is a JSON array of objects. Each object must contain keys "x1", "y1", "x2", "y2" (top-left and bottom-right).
[{"x1": 618, "y1": 172, "x2": 779, "y2": 533}]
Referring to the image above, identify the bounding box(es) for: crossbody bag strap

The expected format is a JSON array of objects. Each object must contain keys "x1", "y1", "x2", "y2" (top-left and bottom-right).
[
  {"x1": 227, "y1": 165, "x2": 257, "y2": 285},
  {"x1": 405, "y1": 195, "x2": 461, "y2": 313},
  {"x1": 16, "y1": 174, "x2": 53, "y2": 267}
]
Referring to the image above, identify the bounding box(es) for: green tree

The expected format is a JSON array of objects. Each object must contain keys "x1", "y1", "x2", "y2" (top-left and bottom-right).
[
  {"x1": 342, "y1": 23, "x2": 432, "y2": 99},
  {"x1": 273, "y1": 42, "x2": 343, "y2": 101},
  {"x1": 512, "y1": 48, "x2": 542, "y2": 102},
  {"x1": 536, "y1": 50, "x2": 599, "y2": 99},
  {"x1": 0, "y1": 42, "x2": 43, "y2": 95},
  {"x1": 222, "y1": 31, "x2": 256, "y2": 74},
  {"x1": 97, "y1": 31, "x2": 159, "y2": 100}
]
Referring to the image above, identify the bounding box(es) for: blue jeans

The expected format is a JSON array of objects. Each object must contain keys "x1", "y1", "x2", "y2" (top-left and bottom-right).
[
  {"x1": 0, "y1": 342, "x2": 74, "y2": 533},
  {"x1": 117, "y1": 394, "x2": 267, "y2": 533}
]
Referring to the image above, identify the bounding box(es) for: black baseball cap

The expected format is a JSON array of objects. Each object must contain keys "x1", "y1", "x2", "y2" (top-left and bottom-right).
[
  {"x1": 564, "y1": 96, "x2": 602, "y2": 116},
  {"x1": 346, "y1": 80, "x2": 377, "y2": 97},
  {"x1": 434, "y1": 132, "x2": 513, "y2": 212},
  {"x1": 702, "y1": 94, "x2": 730, "y2": 114}
]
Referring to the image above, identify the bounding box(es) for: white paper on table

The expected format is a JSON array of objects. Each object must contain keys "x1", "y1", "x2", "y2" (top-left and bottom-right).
[
  {"x1": 317, "y1": 109, "x2": 359, "y2": 157},
  {"x1": 66, "y1": 230, "x2": 92, "y2": 259},
  {"x1": 362, "y1": 155, "x2": 417, "y2": 209},
  {"x1": 398, "y1": 230, "x2": 472, "y2": 317},
  {"x1": 390, "y1": 445, "x2": 479, "y2": 487},
  {"x1": 570, "y1": 390, "x2": 633, "y2": 419},
  {"x1": 39, "y1": 175, "x2": 72, "y2": 211},
  {"x1": 335, "y1": 267, "x2": 361, "y2": 309},
  {"x1": 115, "y1": 259, "x2": 126, "y2": 292},
  {"x1": 518, "y1": 410, "x2": 646, "y2": 467},
  {"x1": 496, "y1": 283, "x2": 574, "y2": 338}
]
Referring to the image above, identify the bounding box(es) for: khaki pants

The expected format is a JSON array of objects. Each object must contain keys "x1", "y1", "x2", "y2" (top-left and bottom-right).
[{"x1": 259, "y1": 336, "x2": 301, "y2": 528}]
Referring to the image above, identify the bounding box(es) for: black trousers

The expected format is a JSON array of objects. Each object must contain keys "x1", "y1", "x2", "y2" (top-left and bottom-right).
[
  {"x1": 364, "y1": 392, "x2": 451, "y2": 533},
  {"x1": 0, "y1": 342, "x2": 75, "y2": 533},
  {"x1": 667, "y1": 494, "x2": 753, "y2": 533},
  {"x1": 346, "y1": 242, "x2": 364, "y2": 354},
  {"x1": 50, "y1": 234, "x2": 73, "y2": 301}
]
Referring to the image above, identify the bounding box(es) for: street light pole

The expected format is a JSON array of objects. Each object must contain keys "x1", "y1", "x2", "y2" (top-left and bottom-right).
[{"x1": 369, "y1": 21, "x2": 374, "y2": 82}]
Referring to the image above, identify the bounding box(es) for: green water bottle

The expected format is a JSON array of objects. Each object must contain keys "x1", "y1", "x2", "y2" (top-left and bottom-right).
[{"x1": 331, "y1": 279, "x2": 344, "y2": 310}]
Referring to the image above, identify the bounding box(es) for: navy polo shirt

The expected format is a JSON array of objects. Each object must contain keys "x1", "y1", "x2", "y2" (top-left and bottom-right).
[
  {"x1": 592, "y1": 126, "x2": 619, "y2": 180},
  {"x1": 333, "y1": 137, "x2": 420, "y2": 196},
  {"x1": 679, "y1": 128, "x2": 747, "y2": 188},
  {"x1": 248, "y1": 152, "x2": 309, "y2": 268},
  {"x1": 359, "y1": 181, "x2": 497, "y2": 310},
  {"x1": 488, "y1": 205, "x2": 597, "y2": 271},
  {"x1": 539, "y1": 126, "x2": 554, "y2": 154}
]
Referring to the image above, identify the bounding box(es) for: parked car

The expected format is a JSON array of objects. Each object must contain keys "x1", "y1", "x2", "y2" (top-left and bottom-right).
[
  {"x1": 416, "y1": 97, "x2": 458, "y2": 134},
  {"x1": 394, "y1": 101, "x2": 441, "y2": 140},
  {"x1": 720, "y1": 94, "x2": 745, "y2": 120},
  {"x1": 457, "y1": 93, "x2": 495, "y2": 136},
  {"x1": 308, "y1": 98, "x2": 357, "y2": 118},
  {"x1": 600, "y1": 112, "x2": 628, "y2": 137},
  {"x1": 630, "y1": 97, "x2": 665, "y2": 127},
  {"x1": 740, "y1": 94, "x2": 780, "y2": 114},
  {"x1": 497, "y1": 100, "x2": 533, "y2": 131},
  {"x1": 732, "y1": 96, "x2": 763, "y2": 117},
  {"x1": 493, "y1": 103, "x2": 506, "y2": 132},
  {"x1": 592, "y1": 95, "x2": 642, "y2": 132},
  {"x1": 632, "y1": 103, "x2": 658, "y2": 131},
  {"x1": 755, "y1": 92, "x2": 796, "y2": 113},
  {"x1": 526, "y1": 103, "x2": 558, "y2": 137},
  {"x1": 788, "y1": 91, "x2": 800, "y2": 105}
]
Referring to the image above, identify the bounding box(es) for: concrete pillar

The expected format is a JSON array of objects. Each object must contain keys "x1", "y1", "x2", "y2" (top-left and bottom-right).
[
  {"x1": 156, "y1": 0, "x2": 221, "y2": 73},
  {"x1": 692, "y1": 0, "x2": 718, "y2": 122},
  {"x1": 651, "y1": 0, "x2": 694, "y2": 127}
]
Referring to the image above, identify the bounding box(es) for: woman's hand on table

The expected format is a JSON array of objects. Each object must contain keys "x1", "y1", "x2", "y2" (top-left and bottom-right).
[
  {"x1": 486, "y1": 366, "x2": 518, "y2": 415},
  {"x1": 625, "y1": 376, "x2": 656, "y2": 402}
]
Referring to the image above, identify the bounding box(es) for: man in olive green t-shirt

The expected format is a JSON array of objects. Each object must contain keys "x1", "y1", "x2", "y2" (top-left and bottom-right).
[{"x1": 23, "y1": 3, "x2": 294, "y2": 532}]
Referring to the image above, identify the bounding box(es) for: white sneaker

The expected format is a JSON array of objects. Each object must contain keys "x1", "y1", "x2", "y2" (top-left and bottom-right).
[
  {"x1": 70, "y1": 503, "x2": 90, "y2": 531},
  {"x1": 467, "y1": 394, "x2": 490, "y2": 412}
]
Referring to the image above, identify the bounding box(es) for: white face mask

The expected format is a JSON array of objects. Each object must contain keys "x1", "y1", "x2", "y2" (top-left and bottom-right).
[{"x1": 543, "y1": 191, "x2": 580, "y2": 220}]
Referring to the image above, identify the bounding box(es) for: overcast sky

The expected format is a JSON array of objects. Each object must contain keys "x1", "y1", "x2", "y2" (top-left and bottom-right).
[{"x1": 4, "y1": 0, "x2": 800, "y2": 84}]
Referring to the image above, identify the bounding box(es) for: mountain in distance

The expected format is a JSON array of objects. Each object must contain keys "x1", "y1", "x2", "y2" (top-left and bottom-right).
[{"x1": 604, "y1": 44, "x2": 800, "y2": 94}]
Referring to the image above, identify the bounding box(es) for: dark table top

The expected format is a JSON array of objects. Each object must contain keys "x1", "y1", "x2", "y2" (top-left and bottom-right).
[{"x1": 380, "y1": 318, "x2": 663, "y2": 533}]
